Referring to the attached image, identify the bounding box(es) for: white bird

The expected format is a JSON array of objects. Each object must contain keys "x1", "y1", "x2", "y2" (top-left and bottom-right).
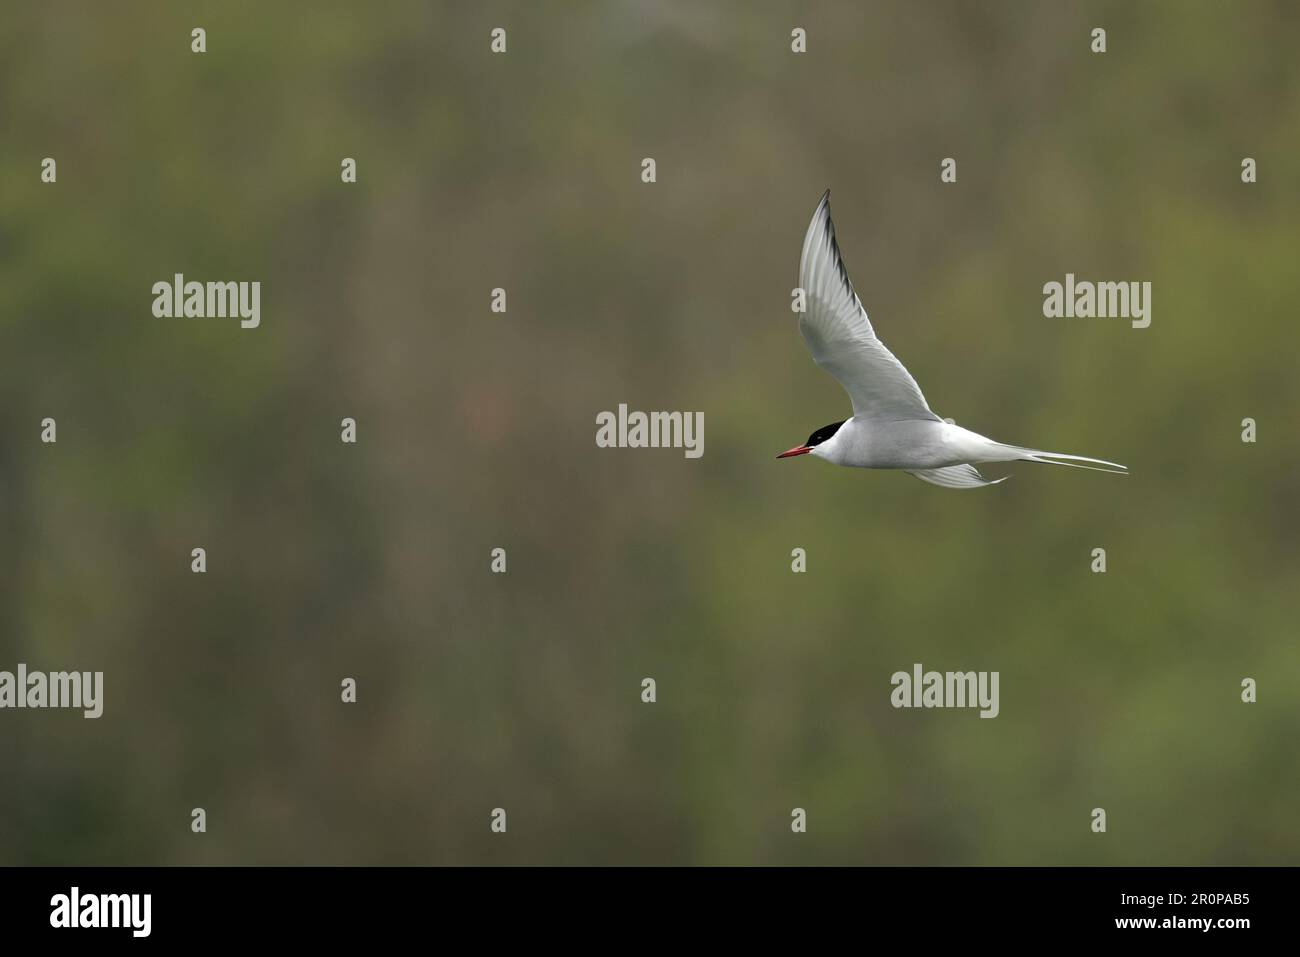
[{"x1": 777, "y1": 191, "x2": 1128, "y2": 488}]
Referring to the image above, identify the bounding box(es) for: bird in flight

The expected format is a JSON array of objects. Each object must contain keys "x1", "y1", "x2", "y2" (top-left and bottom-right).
[{"x1": 777, "y1": 191, "x2": 1128, "y2": 488}]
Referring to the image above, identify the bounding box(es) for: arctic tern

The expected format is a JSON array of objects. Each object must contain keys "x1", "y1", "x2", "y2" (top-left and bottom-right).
[{"x1": 777, "y1": 191, "x2": 1128, "y2": 488}]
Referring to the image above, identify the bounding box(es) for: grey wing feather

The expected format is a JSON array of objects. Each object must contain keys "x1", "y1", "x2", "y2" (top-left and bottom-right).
[
  {"x1": 798, "y1": 191, "x2": 939, "y2": 423},
  {"x1": 907, "y1": 464, "x2": 1009, "y2": 489}
]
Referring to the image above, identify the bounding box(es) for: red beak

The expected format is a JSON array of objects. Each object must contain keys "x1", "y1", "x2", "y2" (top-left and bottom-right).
[{"x1": 776, "y1": 445, "x2": 813, "y2": 459}]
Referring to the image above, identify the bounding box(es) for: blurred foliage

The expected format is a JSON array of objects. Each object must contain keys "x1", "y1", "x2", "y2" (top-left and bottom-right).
[{"x1": 1, "y1": 0, "x2": 1297, "y2": 864}]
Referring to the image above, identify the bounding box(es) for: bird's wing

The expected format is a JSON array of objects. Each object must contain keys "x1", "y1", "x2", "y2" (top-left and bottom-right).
[
  {"x1": 907, "y1": 464, "x2": 1008, "y2": 489},
  {"x1": 798, "y1": 191, "x2": 939, "y2": 423}
]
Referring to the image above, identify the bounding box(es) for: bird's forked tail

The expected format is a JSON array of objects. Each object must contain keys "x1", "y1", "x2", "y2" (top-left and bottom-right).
[{"x1": 1001, "y1": 445, "x2": 1128, "y2": 474}]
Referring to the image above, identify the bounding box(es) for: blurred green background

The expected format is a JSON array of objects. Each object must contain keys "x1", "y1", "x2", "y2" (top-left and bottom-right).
[{"x1": 1, "y1": 0, "x2": 1297, "y2": 865}]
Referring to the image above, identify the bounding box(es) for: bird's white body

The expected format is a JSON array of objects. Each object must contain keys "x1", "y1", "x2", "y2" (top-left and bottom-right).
[
  {"x1": 811, "y1": 418, "x2": 1012, "y2": 471},
  {"x1": 783, "y1": 191, "x2": 1127, "y2": 488}
]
